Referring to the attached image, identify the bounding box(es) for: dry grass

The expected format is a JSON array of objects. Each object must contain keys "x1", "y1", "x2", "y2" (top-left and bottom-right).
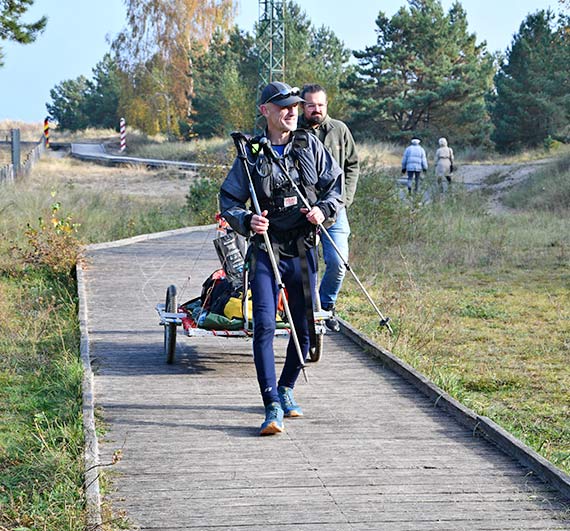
[
  {"x1": 0, "y1": 153, "x2": 199, "y2": 250},
  {"x1": 0, "y1": 121, "x2": 43, "y2": 166},
  {"x1": 17, "y1": 155, "x2": 193, "y2": 201},
  {"x1": 0, "y1": 147, "x2": 10, "y2": 165},
  {"x1": 465, "y1": 143, "x2": 570, "y2": 165},
  {"x1": 48, "y1": 126, "x2": 119, "y2": 143},
  {"x1": 0, "y1": 120, "x2": 43, "y2": 141},
  {"x1": 358, "y1": 139, "x2": 403, "y2": 167}
]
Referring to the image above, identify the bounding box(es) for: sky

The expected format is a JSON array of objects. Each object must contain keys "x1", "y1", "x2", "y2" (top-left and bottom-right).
[{"x1": 0, "y1": 0, "x2": 560, "y2": 123}]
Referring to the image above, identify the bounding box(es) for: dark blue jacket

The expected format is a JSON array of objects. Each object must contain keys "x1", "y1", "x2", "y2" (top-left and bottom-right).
[{"x1": 220, "y1": 131, "x2": 343, "y2": 257}]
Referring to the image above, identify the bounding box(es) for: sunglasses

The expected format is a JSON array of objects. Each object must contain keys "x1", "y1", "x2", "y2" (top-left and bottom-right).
[{"x1": 264, "y1": 86, "x2": 300, "y2": 104}]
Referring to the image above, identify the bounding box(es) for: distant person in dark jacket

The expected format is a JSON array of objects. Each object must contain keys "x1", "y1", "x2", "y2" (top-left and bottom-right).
[
  {"x1": 435, "y1": 137, "x2": 455, "y2": 192},
  {"x1": 401, "y1": 138, "x2": 428, "y2": 194}
]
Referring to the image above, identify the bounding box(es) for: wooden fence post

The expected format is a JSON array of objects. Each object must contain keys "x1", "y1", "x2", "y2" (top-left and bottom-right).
[{"x1": 10, "y1": 129, "x2": 21, "y2": 176}]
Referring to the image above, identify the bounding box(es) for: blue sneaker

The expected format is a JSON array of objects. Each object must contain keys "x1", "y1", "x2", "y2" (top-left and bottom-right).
[
  {"x1": 260, "y1": 402, "x2": 284, "y2": 435},
  {"x1": 278, "y1": 386, "x2": 303, "y2": 417}
]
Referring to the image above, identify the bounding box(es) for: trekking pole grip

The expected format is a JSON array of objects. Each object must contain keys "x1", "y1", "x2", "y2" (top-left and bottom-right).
[{"x1": 230, "y1": 131, "x2": 249, "y2": 159}]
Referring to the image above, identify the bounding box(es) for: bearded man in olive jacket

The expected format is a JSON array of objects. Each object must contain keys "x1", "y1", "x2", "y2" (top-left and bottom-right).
[{"x1": 298, "y1": 84, "x2": 359, "y2": 332}]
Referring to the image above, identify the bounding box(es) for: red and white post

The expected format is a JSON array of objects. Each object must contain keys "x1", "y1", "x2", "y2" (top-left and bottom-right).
[{"x1": 119, "y1": 118, "x2": 126, "y2": 152}]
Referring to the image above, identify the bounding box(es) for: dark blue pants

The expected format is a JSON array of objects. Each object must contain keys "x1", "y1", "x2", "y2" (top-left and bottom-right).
[
  {"x1": 250, "y1": 248, "x2": 317, "y2": 406},
  {"x1": 407, "y1": 170, "x2": 421, "y2": 192}
]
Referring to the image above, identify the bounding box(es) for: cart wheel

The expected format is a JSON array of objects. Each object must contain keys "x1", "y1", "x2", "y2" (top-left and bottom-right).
[
  {"x1": 164, "y1": 285, "x2": 177, "y2": 364},
  {"x1": 309, "y1": 333, "x2": 324, "y2": 363}
]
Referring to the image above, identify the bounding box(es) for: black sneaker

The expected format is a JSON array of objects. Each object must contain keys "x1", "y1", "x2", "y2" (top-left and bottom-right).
[
  {"x1": 323, "y1": 306, "x2": 340, "y2": 332},
  {"x1": 326, "y1": 316, "x2": 340, "y2": 332}
]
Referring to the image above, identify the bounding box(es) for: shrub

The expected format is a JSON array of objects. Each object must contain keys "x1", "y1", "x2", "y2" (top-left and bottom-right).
[
  {"x1": 185, "y1": 143, "x2": 233, "y2": 225},
  {"x1": 186, "y1": 178, "x2": 220, "y2": 225},
  {"x1": 14, "y1": 196, "x2": 81, "y2": 277}
]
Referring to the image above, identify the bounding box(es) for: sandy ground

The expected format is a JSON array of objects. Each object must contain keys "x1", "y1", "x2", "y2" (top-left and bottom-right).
[
  {"x1": 40, "y1": 144, "x2": 551, "y2": 213},
  {"x1": 41, "y1": 147, "x2": 199, "y2": 204},
  {"x1": 452, "y1": 160, "x2": 551, "y2": 213}
]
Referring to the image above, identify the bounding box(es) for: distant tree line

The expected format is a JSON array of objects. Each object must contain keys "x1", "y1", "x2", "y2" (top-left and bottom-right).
[
  {"x1": 40, "y1": 0, "x2": 570, "y2": 152},
  {"x1": 488, "y1": 9, "x2": 570, "y2": 151}
]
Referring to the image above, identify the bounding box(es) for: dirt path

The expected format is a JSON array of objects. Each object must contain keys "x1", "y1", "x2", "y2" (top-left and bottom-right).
[{"x1": 453, "y1": 159, "x2": 552, "y2": 214}]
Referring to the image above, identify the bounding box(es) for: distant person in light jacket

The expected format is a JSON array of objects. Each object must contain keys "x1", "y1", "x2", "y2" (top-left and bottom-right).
[
  {"x1": 401, "y1": 138, "x2": 428, "y2": 194},
  {"x1": 435, "y1": 137, "x2": 455, "y2": 192}
]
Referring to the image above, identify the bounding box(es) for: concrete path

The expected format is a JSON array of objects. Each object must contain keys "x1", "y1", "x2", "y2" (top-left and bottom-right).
[
  {"x1": 82, "y1": 226, "x2": 570, "y2": 530},
  {"x1": 71, "y1": 142, "x2": 204, "y2": 170}
]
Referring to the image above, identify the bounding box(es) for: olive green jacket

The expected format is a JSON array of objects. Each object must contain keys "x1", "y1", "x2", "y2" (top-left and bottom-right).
[{"x1": 298, "y1": 114, "x2": 359, "y2": 209}]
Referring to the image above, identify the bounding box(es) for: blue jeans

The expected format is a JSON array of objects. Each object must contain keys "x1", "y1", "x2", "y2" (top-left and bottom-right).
[
  {"x1": 250, "y1": 248, "x2": 317, "y2": 406},
  {"x1": 319, "y1": 207, "x2": 350, "y2": 309}
]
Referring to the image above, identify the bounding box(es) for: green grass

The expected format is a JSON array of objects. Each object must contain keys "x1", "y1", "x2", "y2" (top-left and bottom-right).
[
  {"x1": 0, "y1": 154, "x2": 207, "y2": 529},
  {"x1": 342, "y1": 157, "x2": 570, "y2": 474},
  {"x1": 2, "y1": 136, "x2": 569, "y2": 529},
  {"x1": 0, "y1": 271, "x2": 85, "y2": 530}
]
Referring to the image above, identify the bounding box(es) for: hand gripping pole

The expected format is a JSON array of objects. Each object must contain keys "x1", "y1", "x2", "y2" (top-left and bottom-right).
[
  {"x1": 230, "y1": 132, "x2": 309, "y2": 382},
  {"x1": 257, "y1": 136, "x2": 393, "y2": 334}
]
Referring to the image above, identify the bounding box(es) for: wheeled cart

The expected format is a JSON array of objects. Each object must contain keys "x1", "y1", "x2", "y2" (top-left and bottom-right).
[{"x1": 156, "y1": 284, "x2": 330, "y2": 364}]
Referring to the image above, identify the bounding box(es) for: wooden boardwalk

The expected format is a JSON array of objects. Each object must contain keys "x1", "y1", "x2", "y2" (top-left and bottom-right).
[{"x1": 82, "y1": 226, "x2": 570, "y2": 530}]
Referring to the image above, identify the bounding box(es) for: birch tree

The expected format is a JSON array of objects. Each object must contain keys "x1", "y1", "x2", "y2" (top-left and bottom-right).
[{"x1": 112, "y1": 0, "x2": 235, "y2": 135}]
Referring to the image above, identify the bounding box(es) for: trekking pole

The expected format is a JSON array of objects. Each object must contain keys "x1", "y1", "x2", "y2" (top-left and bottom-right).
[
  {"x1": 230, "y1": 132, "x2": 309, "y2": 383},
  {"x1": 257, "y1": 137, "x2": 393, "y2": 335}
]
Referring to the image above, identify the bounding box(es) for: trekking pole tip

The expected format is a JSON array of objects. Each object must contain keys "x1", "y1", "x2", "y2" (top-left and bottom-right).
[{"x1": 380, "y1": 316, "x2": 393, "y2": 334}]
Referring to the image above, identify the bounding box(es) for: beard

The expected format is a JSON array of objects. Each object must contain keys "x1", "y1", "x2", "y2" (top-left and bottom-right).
[{"x1": 306, "y1": 113, "x2": 325, "y2": 126}]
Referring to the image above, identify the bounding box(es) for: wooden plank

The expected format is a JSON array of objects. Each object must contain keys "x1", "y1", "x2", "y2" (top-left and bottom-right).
[{"x1": 82, "y1": 226, "x2": 570, "y2": 530}]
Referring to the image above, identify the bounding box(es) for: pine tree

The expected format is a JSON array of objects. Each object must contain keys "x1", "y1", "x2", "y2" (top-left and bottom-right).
[
  {"x1": 192, "y1": 28, "x2": 257, "y2": 136},
  {"x1": 284, "y1": 3, "x2": 352, "y2": 120},
  {"x1": 83, "y1": 54, "x2": 122, "y2": 130},
  {"x1": 0, "y1": 0, "x2": 46, "y2": 67},
  {"x1": 46, "y1": 55, "x2": 122, "y2": 131},
  {"x1": 191, "y1": 2, "x2": 351, "y2": 135},
  {"x1": 349, "y1": 0, "x2": 494, "y2": 145},
  {"x1": 46, "y1": 77, "x2": 90, "y2": 131},
  {"x1": 490, "y1": 10, "x2": 570, "y2": 151}
]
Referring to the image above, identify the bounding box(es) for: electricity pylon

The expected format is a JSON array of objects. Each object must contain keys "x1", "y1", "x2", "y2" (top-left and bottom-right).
[{"x1": 255, "y1": 0, "x2": 285, "y2": 133}]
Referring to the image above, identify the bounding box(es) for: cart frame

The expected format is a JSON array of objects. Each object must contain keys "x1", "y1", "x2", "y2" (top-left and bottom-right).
[{"x1": 156, "y1": 284, "x2": 330, "y2": 364}]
